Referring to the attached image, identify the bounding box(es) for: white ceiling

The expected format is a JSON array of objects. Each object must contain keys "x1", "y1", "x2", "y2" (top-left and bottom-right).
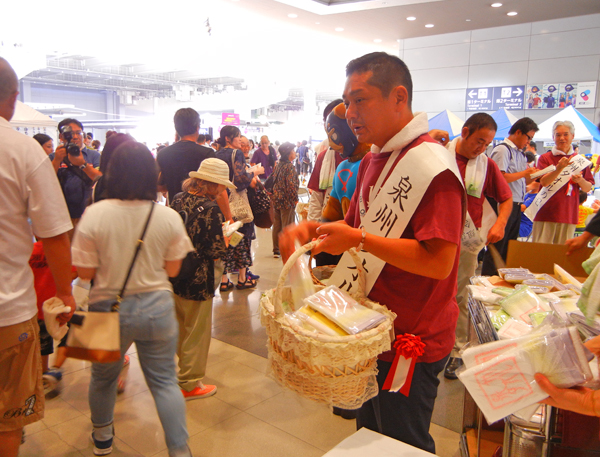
[{"x1": 2, "y1": 0, "x2": 599, "y2": 109}]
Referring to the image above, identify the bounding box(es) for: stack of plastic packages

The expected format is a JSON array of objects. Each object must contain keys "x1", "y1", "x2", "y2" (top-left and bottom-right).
[{"x1": 457, "y1": 319, "x2": 595, "y2": 424}]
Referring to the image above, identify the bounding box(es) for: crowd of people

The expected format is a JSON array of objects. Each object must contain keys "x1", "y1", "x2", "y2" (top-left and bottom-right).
[{"x1": 2, "y1": 49, "x2": 600, "y2": 457}]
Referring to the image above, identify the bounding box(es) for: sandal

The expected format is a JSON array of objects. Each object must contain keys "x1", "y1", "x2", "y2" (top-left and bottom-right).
[
  {"x1": 220, "y1": 280, "x2": 234, "y2": 292},
  {"x1": 236, "y1": 277, "x2": 257, "y2": 290}
]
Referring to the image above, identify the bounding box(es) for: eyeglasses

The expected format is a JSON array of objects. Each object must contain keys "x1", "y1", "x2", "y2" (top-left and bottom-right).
[
  {"x1": 70, "y1": 130, "x2": 83, "y2": 136},
  {"x1": 525, "y1": 133, "x2": 533, "y2": 141}
]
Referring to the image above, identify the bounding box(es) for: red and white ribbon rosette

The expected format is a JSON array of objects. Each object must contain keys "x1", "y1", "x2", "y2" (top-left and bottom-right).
[{"x1": 382, "y1": 334, "x2": 425, "y2": 396}]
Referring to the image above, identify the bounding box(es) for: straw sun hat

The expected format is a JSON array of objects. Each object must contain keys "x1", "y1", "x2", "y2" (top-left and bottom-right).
[{"x1": 189, "y1": 158, "x2": 236, "y2": 189}]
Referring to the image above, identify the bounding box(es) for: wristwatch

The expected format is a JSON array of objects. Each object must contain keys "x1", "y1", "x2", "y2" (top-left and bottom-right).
[{"x1": 79, "y1": 162, "x2": 88, "y2": 170}]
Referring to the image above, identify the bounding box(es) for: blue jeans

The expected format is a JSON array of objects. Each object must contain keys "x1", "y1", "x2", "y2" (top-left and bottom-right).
[{"x1": 88, "y1": 290, "x2": 188, "y2": 452}]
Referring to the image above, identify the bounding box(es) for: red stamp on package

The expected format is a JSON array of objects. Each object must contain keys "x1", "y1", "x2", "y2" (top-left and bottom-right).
[
  {"x1": 475, "y1": 342, "x2": 518, "y2": 365},
  {"x1": 475, "y1": 356, "x2": 533, "y2": 410}
]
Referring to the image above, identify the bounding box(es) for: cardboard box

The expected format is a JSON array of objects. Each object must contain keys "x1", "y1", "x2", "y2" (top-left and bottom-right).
[{"x1": 506, "y1": 240, "x2": 593, "y2": 278}]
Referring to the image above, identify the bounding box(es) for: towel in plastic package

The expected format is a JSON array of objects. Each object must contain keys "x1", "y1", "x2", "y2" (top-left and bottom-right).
[
  {"x1": 503, "y1": 273, "x2": 537, "y2": 284},
  {"x1": 497, "y1": 268, "x2": 531, "y2": 279},
  {"x1": 303, "y1": 285, "x2": 386, "y2": 334},
  {"x1": 467, "y1": 285, "x2": 503, "y2": 305},
  {"x1": 458, "y1": 326, "x2": 594, "y2": 424},
  {"x1": 515, "y1": 284, "x2": 550, "y2": 294},
  {"x1": 500, "y1": 286, "x2": 551, "y2": 325}
]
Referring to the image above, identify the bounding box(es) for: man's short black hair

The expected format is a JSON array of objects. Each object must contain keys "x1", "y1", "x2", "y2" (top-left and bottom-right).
[
  {"x1": 106, "y1": 142, "x2": 158, "y2": 201},
  {"x1": 463, "y1": 113, "x2": 497, "y2": 138},
  {"x1": 346, "y1": 52, "x2": 413, "y2": 107},
  {"x1": 323, "y1": 98, "x2": 343, "y2": 122},
  {"x1": 173, "y1": 108, "x2": 200, "y2": 137},
  {"x1": 58, "y1": 118, "x2": 83, "y2": 134},
  {"x1": 579, "y1": 189, "x2": 588, "y2": 205},
  {"x1": 301, "y1": 140, "x2": 307, "y2": 146},
  {"x1": 205, "y1": 133, "x2": 213, "y2": 142},
  {"x1": 525, "y1": 151, "x2": 536, "y2": 164},
  {"x1": 86, "y1": 132, "x2": 93, "y2": 140},
  {"x1": 509, "y1": 117, "x2": 539, "y2": 135},
  {"x1": 197, "y1": 133, "x2": 206, "y2": 143}
]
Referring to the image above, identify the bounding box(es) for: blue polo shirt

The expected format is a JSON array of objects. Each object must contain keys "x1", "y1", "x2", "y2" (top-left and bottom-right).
[{"x1": 49, "y1": 147, "x2": 101, "y2": 218}]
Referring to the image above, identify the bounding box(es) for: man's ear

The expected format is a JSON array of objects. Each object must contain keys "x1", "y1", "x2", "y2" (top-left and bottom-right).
[
  {"x1": 461, "y1": 126, "x2": 470, "y2": 139},
  {"x1": 391, "y1": 85, "x2": 409, "y2": 111}
]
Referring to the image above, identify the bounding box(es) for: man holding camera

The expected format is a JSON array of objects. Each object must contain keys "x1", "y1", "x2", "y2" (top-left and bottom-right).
[{"x1": 49, "y1": 118, "x2": 101, "y2": 228}]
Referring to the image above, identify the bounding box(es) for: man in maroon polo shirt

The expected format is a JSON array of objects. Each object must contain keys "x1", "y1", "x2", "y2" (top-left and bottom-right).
[
  {"x1": 532, "y1": 121, "x2": 594, "y2": 244},
  {"x1": 280, "y1": 52, "x2": 465, "y2": 454}
]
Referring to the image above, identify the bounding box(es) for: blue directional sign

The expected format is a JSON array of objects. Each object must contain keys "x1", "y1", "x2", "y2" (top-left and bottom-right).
[
  {"x1": 466, "y1": 87, "x2": 494, "y2": 111},
  {"x1": 492, "y1": 86, "x2": 524, "y2": 110},
  {"x1": 466, "y1": 85, "x2": 525, "y2": 111}
]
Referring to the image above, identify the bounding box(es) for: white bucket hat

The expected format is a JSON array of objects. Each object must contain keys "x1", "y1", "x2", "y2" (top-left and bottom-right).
[{"x1": 189, "y1": 158, "x2": 236, "y2": 189}]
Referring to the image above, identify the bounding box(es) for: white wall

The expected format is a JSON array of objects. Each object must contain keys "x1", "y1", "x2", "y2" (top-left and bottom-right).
[{"x1": 399, "y1": 14, "x2": 600, "y2": 126}]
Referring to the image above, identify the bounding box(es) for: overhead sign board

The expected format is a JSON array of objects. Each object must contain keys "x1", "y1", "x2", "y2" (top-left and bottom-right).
[
  {"x1": 222, "y1": 113, "x2": 240, "y2": 125},
  {"x1": 466, "y1": 86, "x2": 525, "y2": 111},
  {"x1": 466, "y1": 86, "x2": 494, "y2": 111}
]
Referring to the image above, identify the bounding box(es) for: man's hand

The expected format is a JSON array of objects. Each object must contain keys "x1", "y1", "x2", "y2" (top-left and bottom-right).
[
  {"x1": 68, "y1": 152, "x2": 86, "y2": 167},
  {"x1": 486, "y1": 222, "x2": 505, "y2": 245},
  {"x1": 312, "y1": 222, "x2": 361, "y2": 256},
  {"x1": 565, "y1": 231, "x2": 593, "y2": 255},
  {"x1": 535, "y1": 373, "x2": 598, "y2": 416},
  {"x1": 429, "y1": 129, "x2": 450, "y2": 146},
  {"x1": 556, "y1": 156, "x2": 572, "y2": 172},
  {"x1": 56, "y1": 293, "x2": 76, "y2": 325},
  {"x1": 279, "y1": 221, "x2": 320, "y2": 261}
]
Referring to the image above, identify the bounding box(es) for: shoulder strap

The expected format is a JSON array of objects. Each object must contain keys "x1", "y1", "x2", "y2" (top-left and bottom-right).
[
  {"x1": 113, "y1": 202, "x2": 155, "y2": 310},
  {"x1": 496, "y1": 142, "x2": 513, "y2": 161}
]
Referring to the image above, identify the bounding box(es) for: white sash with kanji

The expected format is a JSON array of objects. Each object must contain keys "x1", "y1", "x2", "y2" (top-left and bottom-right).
[
  {"x1": 328, "y1": 141, "x2": 463, "y2": 295},
  {"x1": 525, "y1": 154, "x2": 592, "y2": 221}
]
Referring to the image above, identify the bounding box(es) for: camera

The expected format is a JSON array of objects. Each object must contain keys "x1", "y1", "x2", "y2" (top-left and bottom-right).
[{"x1": 60, "y1": 125, "x2": 81, "y2": 157}]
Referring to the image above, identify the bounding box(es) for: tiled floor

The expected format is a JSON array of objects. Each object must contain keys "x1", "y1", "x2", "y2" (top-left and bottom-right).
[{"x1": 20, "y1": 226, "x2": 464, "y2": 457}]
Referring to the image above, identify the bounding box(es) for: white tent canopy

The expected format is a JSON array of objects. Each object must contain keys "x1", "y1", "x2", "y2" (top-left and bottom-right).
[
  {"x1": 9, "y1": 101, "x2": 57, "y2": 140},
  {"x1": 535, "y1": 106, "x2": 600, "y2": 142}
]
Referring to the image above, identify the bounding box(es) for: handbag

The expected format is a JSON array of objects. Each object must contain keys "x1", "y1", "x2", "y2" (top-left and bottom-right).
[
  {"x1": 65, "y1": 203, "x2": 155, "y2": 363},
  {"x1": 228, "y1": 149, "x2": 254, "y2": 224},
  {"x1": 248, "y1": 181, "x2": 273, "y2": 228}
]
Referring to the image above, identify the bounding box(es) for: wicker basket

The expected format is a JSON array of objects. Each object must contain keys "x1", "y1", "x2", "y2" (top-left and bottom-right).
[{"x1": 259, "y1": 240, "x2": 396, "y2": 409}]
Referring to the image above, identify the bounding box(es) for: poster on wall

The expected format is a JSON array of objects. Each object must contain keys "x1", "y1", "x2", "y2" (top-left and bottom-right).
[
  {"x1": 526, "y1": 85, "x2": 543, "y2": 109},
  {"x1": 558, "y1": 83, "x2": 578, "y2": 108},
  {"x1": 576, "y1": 82, "x2": 597, "y2": 109},
  {"x1": 542, "y1": 84, "x2": 559, "y2": 109}
]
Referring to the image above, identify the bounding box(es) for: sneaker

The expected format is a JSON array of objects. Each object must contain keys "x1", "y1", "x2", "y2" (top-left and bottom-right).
[
  {"x1": 273, "y1": 253, "x2": 281, "y2": 258},
  {"x1": 91, "y1": 431, "x2": 113, "y2": 455},
  {"x1": 117, "y1": 355, "x2": 130, "y2": 395},
  {"x1": 246, "y1": 270, "x2": 260, "y2": 280},
  {"x1": 181, "y1": 382, "x2": 217, "y2": 400},
  {"x1": 43, "y1": 368, "x2": 62, "y2": 396}
]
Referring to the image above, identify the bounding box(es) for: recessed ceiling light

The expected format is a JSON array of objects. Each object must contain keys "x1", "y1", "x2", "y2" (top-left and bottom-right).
[
  {"x1": 491, "y1": 3, "x2": 502, "y2": 7},
  {"x1": 425, "y1": 24, "x2": 434, "y2": 28},
  {"x1": 288, "y1": 13, "x2": 297, "y2": 18},
  {"x1": 507, "y1": 11, "x2": 518, "y2": 16},
  {"x1": 466, "y1": 19, "x2": 471, "y2": 21},
  {"x1": 374, "y1": 39, "x2": 382, "y2": 43},
  {"x1": 406, "y1": 16, "x2": 416, "y2": 21},
  {"x1": 315, "y1": 22, "x2": 320, "y2": 24},
  {"x1": 335, "y1": 27, "x2": 344, "y2": 32}
]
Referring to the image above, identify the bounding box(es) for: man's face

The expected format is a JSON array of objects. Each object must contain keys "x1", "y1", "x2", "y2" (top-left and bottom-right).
[
  {"x1": 458, "y1": 127, "x2": 495, "y2": 160},
  {"x1": 513, "y1": 129, "x2": 535, "y2": 150},
  {"x1": 343, "y1": 71, "x2": 400, "y2": 148},
  {"x1": 260, "y1": 138, "x2": 270, "y2": 150},
  {"x1": 554, "y1": 125, "x2": 574, "y2": 152},
  {"x1": 240, "y1": 137, "x2": 250, "y2": 156},
  {"x1": 60, "y1": 122, "x2": 83, "y2": 148}
]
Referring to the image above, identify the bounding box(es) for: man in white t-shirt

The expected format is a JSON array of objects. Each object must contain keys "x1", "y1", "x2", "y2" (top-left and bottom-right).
[{"x1": 0, "y1": 57, "x2": 75, "y2": 457}]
